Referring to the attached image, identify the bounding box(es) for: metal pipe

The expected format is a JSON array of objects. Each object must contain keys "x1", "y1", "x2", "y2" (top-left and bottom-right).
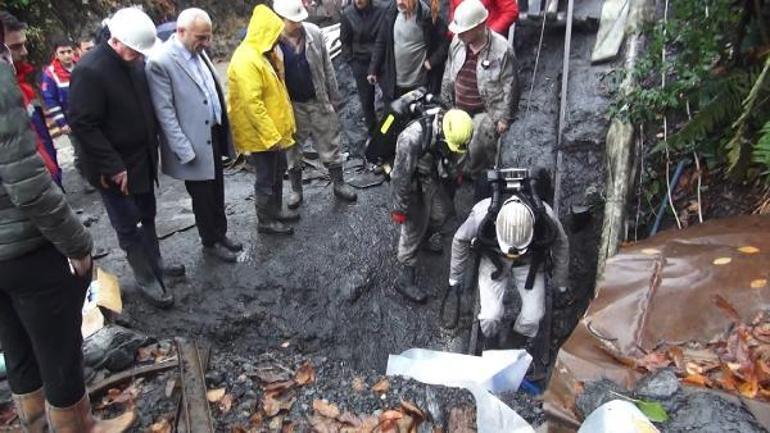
[{"x1": 649, "y1": 159, "x2": 686, "y2": 237}]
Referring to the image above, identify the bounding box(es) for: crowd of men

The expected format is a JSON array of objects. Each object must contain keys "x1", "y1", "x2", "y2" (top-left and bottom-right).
[{"x1": 0, "y1": 0, "x2": 569, "y2": 430}]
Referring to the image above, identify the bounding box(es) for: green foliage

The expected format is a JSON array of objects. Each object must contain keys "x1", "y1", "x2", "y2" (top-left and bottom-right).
[
  {"x1": 613, "y1": 0, "x2": 770, "y2": 180},
  {"x1": 636, "y1": 399, "x2": 670, "y2": 423}
]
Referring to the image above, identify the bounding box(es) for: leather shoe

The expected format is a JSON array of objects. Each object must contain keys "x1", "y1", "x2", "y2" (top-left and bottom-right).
[
  {"x1": 203, "y1": 243, "x2": 238, "y2": 263},
  {"x1": 220, "y1": 236, "x2": 243, "y2": 252},
  {"x1": 162, "y1": 263, "x2": 186, "y2": 278}
]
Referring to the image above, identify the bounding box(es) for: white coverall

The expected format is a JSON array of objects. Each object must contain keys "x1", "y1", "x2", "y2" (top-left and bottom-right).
[{"x1": 449, "y1": 198, "x2": 569, "y2": 338}]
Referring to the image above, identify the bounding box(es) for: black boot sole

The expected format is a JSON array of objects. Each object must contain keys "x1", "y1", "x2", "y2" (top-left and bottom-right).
[{"x1": 258, "y1": 226, "x2": 294, "y2": 235}]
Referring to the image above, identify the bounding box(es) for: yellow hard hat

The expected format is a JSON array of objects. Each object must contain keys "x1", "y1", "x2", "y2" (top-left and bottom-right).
[{"x1": 442, "y1": 109, "x2": 474, "y2": 154}]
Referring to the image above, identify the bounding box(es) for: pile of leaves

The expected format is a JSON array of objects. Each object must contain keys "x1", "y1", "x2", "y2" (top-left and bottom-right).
[{"x1": 630, "y1": 297, "x2": 770, "y2": 401}]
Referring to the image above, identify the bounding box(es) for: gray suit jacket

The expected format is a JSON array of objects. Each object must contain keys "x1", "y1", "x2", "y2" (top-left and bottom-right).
[{"x1": 146, "y1": 36, "x2": 234, "y2": 181}]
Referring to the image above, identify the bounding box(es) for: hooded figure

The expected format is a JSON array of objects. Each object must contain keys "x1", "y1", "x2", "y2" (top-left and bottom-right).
[{"x1": 227, "y1": 5, "x2": 299, "y2": 235}]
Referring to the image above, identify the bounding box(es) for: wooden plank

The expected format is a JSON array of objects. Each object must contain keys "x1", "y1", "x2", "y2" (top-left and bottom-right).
[
  {"x1": 554, "y1": 0, "x2": 575, "y2": 215},
  {"x1": 88, "y1": 359, "x2": 179, "y2": 397},
  {"x1": 175, "y1": 339, "x2": 214, "y2": 433},
  {"x1": 175, "y1": 343, "x2": 211, "y2": 433},
  {"x1": 591, "y1": 0, "x2": 631, "y2": 63}
]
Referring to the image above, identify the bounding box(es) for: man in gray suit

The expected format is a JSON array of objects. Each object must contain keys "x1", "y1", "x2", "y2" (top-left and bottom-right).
[{"x1": 146, "y1": 8, "x2": 242, "y2": 262}]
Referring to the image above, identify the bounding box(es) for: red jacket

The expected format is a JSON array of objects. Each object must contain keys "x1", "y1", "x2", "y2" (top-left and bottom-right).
[{"x1": 449, "y1": 0, "x2": 518, "y2": 37}]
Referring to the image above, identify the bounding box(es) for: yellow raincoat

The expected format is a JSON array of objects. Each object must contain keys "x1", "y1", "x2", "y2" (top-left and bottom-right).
[{"x1": 227, "y1": 5, "x2": 296, "y2": 154}]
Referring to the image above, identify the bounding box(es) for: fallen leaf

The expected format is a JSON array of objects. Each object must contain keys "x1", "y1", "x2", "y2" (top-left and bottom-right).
[
  {"x1": 668, "y1": 346, "x2": 685, "y2": 370},
  {"x1": 269, "y1": 414, "x2": 285, "y2": 431},
  {"x1": 249, "y1": 413, "x2": 263, "y2": 427},
  {"x1": 378, "y1": 410, "x2": 404, "y2": 432},
  {"x1": 372, "y1": 378, "x2": 390, "y2": 393},
  {"x1": 313, "y1": 399, "x2": 340, "y2": 419},
  {"x1": 282, "y1": 421, "x2": 295, "y2": 433},
  {"x1": 164, "y1": 378, "x2": 177, "y2": 399},
  {"x1": 337, "y1": 412, "x2": 361, "y2": 427},
  {"x1": 400, "y1": 400, "x2": 425, "y2": 420},
  {"x1": 230, "y1": 426, "x2": 248, "y2": 433},
  {"x1": 309, "y1": 414, "x2": 341, "y2": 433},
  {"x1": 738, "y1": 374, "x2": 759, "y2": 398},
  {"x1": 262, "y1": 391, "x2": 296, "y2": 417},
  {"x1": 641, "y1": 248, "x2": 661, "y2": 256},
  {"x1": 714, "y1": 294, "x2": 741, "y2": 322},
  {"x1": 351, "y1": 376, "x2": 367, "y2": 393},
  {"x1": 713, "y1": 257, "x2": 732, "y2": 265},
  {"x1": 263, "y1": 379, "x2": 296, "y2": 392},
  {"x1": 685, "y1": 361, "x2": 703, "y2": 376},
  {"x1": 253, "y1": 365, "x2": 292, "y2": 384},
  {"x1": 635, "y1": 351, "x2": 670, "y2": 372},
  {"x1": 206, "y1": 388, "x2": 226, "y2": 403},
  {"x1": 150, "y1": 419, "x2": 172, "y2": 433},
  {"x1": 295, "y1": 361, "x2": 316, "y2": 385},
  {"x1": 219, "y1": 394, "x2": 234, "y2": 414},
  {"x1": 719, "y1": 365, "x2": 739, "y2": 391},
  {"x1": 738, "y1": 246, "x2": 760, "y2": 254},
  {"x1": 751, "y1": 279, "x2": 768, "y2": 289},
  {"x1": 280, "y1": 341, "x2": 291, "y2": 348},
  {"x1": 358, "y1": 415, "x2": 380, "y2": 433},
  {"x1": 682, "y1": 373, "x2": 710, "y2": 387}
]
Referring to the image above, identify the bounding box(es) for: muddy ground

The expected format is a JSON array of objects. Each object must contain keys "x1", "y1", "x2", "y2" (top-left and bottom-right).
[{"x1": 1, "y1": 4, "x2": 614, "y2": 430}]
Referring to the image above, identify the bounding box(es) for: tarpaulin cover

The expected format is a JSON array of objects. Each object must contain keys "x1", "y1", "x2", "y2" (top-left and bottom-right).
[{"x1": 544, "y1": 215, "x2": 770, "y2": 432}]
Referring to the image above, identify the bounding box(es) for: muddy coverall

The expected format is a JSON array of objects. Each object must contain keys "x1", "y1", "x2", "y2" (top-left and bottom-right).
[
  {"x1": 449, "y1": 198, "x2": 569, "y2": 338},
  {"x1": 391, "y1": 118, "x2": 456, "y2": 266},
  {"x1": 440, "y1": 29, "x2": 519, "y2": 178}
]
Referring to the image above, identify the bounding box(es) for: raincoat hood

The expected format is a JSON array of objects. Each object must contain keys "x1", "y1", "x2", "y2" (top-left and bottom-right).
[{"x1": 245, "y1": 5, "x2": 285, "y2": 54}]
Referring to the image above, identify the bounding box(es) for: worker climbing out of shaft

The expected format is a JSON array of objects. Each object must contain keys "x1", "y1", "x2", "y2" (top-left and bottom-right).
[
  {"x1": 389, "y1": 94, "x2": 474, "y2": 303},
  {"x1": 445, "y1": 168, "x2": 569, "y2": 353}
]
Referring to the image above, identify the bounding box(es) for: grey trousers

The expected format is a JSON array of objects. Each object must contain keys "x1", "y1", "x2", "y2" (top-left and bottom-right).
[
  {"x1": 396, "y1": 178, "x2": 453, "y2": 266},
  {"x1": 286, "y1": 99, "x2": 343, "y2": 170}
]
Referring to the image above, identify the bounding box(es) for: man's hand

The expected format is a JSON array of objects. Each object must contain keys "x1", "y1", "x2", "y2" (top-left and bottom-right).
[
  {"x1": 61, "y1": 125, "x2": 72, "y2": 135},
  {"x1": 101, "y1": 170, "x2": 129, "y2": 195},
  {"x1": 390, "y1": 210, "x2": 407, "y2": 224},
  {"x1": 69, "y1": 254, "x2": 93, "y2": 278},
  {"x1": 366, "y1": 74, "x2": 377, "y2": 85},
  {"x1": 496, "y1": 120, "x2": 509, "y2": 135},
  {"x1": 423, "y1": 60, "x2": 432, "y2": 71}
]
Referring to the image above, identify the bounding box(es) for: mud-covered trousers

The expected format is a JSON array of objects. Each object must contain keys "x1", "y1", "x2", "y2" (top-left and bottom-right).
[
  {"x1": 397, "y1": 177, "x2": 453, "y2": 266},
  {"x1": 0, "y1": 243, "x2": 89, "y2": 407},
  {"x1": 465, "y1": 112, "x2": 499, "y2": 179},
  {"x1": 286, "y1": 99, "x2": 344, "y2": 170},
  {"x1": 247, "y1": 150, "x2": 287, "y2": 198},
  {"x1": 477, "y1": 257, "x2": 546, "y2": 339}
]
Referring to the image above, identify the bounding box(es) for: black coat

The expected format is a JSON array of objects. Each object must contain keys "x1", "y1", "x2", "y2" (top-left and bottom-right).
[
  {"x1": 69, "y1": 42, "x2": 159, "y2": 194},
  {"x1": 340, "y1": 1, "x2": 386, "y2": 68},
  {"x1": 368, "y1": 1, "x2": 449, "y2": 101}
]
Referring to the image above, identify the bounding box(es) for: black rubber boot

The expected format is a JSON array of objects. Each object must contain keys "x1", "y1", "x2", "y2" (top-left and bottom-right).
[
  {"x1": 272, "y1": 176, "x2": 300, "y2": 222},
  {"x1": 126, "y1": 243, "x2": 173, "y2": 309},
  {"x1": 395, "y1": 265, "x2": 427, "y2": 303},
  {"x1": 329, "y1": 166, "x2": 357, "y2": 202},
  {"x1": 256, "y1": 193, "x2": 293, "y2": 235},
  {"x1": 421, "y1": 232, "x2": 443, "y2": 254},
  {"x1": 287, "y1": 168, "x2": 303, "y2": 209}
]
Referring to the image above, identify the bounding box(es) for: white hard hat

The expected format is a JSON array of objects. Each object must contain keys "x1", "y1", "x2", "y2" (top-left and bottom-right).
[
  {"x1": 273, "y1": 0, "x2": 309, "y2": 22},
  {"x1": 495, "y1": 196, "x2": 535, "y2": 257},
  {"x1": 108, "y1": 7, "x2": 159, "y2": 56},
  {"x1": 449, "y1": 0, "x2": 489, "y2": 34}
]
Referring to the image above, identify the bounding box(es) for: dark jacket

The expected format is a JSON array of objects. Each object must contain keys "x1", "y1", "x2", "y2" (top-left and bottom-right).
[
  {"x1": 69, "y1": 42, "x2": 160, "y2": 194},
  {"x1": 368, "y1": 1, "x2": 449, "y2": 101},
  {"x1": 340, "y1": 1, "x2": 386, "y2": 67},
  {"x1": 0, "y1": 63, "x2": 93, "y2": 261}
]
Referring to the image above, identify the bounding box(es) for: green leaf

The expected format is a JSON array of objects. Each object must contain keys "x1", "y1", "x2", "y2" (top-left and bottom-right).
[{"x1": 636, "y1": 400, "x2": 670, "y2": 423}]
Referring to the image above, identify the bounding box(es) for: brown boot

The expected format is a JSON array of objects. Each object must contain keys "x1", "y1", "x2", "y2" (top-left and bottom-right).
[
  {"x1": 46, "y1": 394, "x2": 135, "y2": 433},
  {"x1": 12, "y1": 388, "x2": 46, "y2": 433}
]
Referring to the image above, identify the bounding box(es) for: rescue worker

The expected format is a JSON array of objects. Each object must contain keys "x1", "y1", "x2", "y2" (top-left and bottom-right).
[
  {"x1": 273, "y1": 0, "x2": 358, "y2": 209},
  {"x1": 368, "y1": 0, "x2": 450, "y2": 106},
  {"x1": 340, "y1": 0, "x2": 386, "y2": 134},
  {"x1": 448, "y1": 0, "x2": 518, "y2": 37},
  {"x1": 228, "y1": 4, "x2": 298, "y2": 235},
  {"x1": 447, "y1": 173, "x2": 569, "y2": 350},
  {"x1": 441, "y1": 0, "x2": 519, "y2": 180},
  {"x1": 391, "y1": 106, "x2": 474, "y2": 303}
]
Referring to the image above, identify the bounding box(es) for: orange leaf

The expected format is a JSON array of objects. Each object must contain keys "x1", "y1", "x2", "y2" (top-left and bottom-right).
[
  {"x1": 150, "y1": 419, "x2": 172, "y2": 433},
  {"x1": 372, "y1": 378, "x2": 391, "y2": 394},
  {"x1": 351, "y1": 376, "x2": 367, "y2": 393},
  {"x1": 206, "y1": 388, "x2": 226, "y2": 403},
  {"x1": 313, "y1": 399, "x2": 341, "y2": 419},
  {"x1": 400, "y1": 400, "x2": 425, "y2": 420},
  {"x1": 713, "y1": 257, "x2": 733, "y2": 265},
  {"x1": 750, "y1": 279, "x2": 768, "y2": 289},
  {"x1": 668, "y1": 346, "x2": 685, "y2": 370},
  {"x1": 738, "y1": 375, "x2": 759, "y2": 398},
  {"x1": 250, "y1": 413, "x2": 263, "y2": 427},
  {"x1": 379, "y1": 410, "x2": 404, "y2": 421},
  {"x1": 738, "y1": 246, "x2": 761, "y2": 254},
  {"x1": 720, "y1": 365, "x2": 739, "y2": 391},
  {"x1": 262, "y1": 391, "x2": 296, "y2": 417},
  {"x1": 635, "y1": 351, "x2": 671, "y2": 372},
  {"x1": 294, "y1": 361, "x2": 316, "y2": 386},
  {"x1": 683, "y1": 373, "x2": 710, "y2": 387}
]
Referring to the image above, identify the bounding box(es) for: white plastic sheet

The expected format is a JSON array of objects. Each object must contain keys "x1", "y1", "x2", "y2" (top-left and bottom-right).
[
  {"x1": 577, "y1": 400, "x2": 660, "y2": 433},
  {"x1": 386, "y1": 348, "x2": 535, "y2": 433}
]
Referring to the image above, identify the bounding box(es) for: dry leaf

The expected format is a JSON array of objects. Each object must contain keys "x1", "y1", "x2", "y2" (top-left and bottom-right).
[
  {"x1": 280, "y1": 341, "x2": 291, "y2": 348},
  {"x1": 668, "y1": 346, "x2": 685, "y2": 370},
  {"x1": 378, "y1": 410, "x2": 404, "y2": 432},
  {"x1": 253, "y1": 365, "x2": 292, "y2": 384},
  {"x1": 313, "y1": 399, "x2": 341, "y2": 419},
  {"x1": 372, "y1": 378, "x2": 390, "y2": 393},
  {"x1": 358, "y1": 415, "x2": 380, "y2": 433},
  {"x1": 635, "y1": 351, "x2": 670, "y2": 372},
  {"x1": 249, "y1": 413, "x2": 263, "y2": 427},
  {"x1": 230, "y1": 427, "x2": 248, "y2": 433},
  {"x1": 262, "y1": 391, "x2": 296, "y2": 417},
  {"x1": 269, "y1": 414, "x2": 285, "y2": 431},
  {"x1": 641, "y1": 248, "x2": 660, "y2": 255},
  {"x1": 219, "y1": 394, "x2": 234, "y2": 414},
  {"x1": 685, "y1": 361, "x2": 704, "y2": 376},
  {"x1": 309, "y1": 414, "x2": 341, "y2": 433},
  {"x1": 150, "y1": 419, "x2": 172, "y2": 433},
  {"x1": 295, "y1": 361, "x2": 316, "y2": 386},
  {"x1": 714, "y1": 294, "x2": 741, "y2": 322},
  {"x1": 738, "y1": 246, "x2": 760, "y2": 254},
  {"x1": 337, "y1": 412, "x2": 362, "y2": 427},
  {"x1": 281, "y1": 421, "x2": 295, "y2": 433},
  {"x1": 263, "y1": 380, "x2": 296, "y2": 392},
  {"x1": 751, "y1": 279, "x2": 768, "y2": 289},
  {"x1": 351, "y1": 376, "x2": 367, "y2": 393},
  {"x1": 738, "y1": 375, "x2": 759, "y2": 398},
  {"x1": 164, "y1": 378, "x2": 177, "y2": 399},
  {"x1": 713, "y1": 257, "x2": 732, "y2": 265},
  {"x1": 400, "y1": 400, "x2": 425, "y2": 419},
  {"x1": 683, "y1": 373, "x2": 710, "y2": 387},
  {"x1": 207, "y1": 388, "x2": 226, "y2": 403}
]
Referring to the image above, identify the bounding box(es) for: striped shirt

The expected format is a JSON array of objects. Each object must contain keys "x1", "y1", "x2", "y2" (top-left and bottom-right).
[{"x1": 454, "y1": 49, "x2": 484, "y2": 114}]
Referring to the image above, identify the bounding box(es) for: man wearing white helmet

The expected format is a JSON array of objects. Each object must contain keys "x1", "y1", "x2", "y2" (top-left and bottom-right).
[
  {"x1": 446, "y1": 169, "x2": 568, "y2": 351},
  {"x1": 70, "y1": 7, "x2": 184, "y2": 310},
  {"x1": 273, "y1": 0, "x2": 358, "y2": 208},
  {"x1": 441, "y1": 0, "x2": 519, "y2": 181}
]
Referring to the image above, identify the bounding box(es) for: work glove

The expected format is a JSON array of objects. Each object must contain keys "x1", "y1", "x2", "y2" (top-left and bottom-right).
[
  {"x1": 391, "y1": 211, "x2": 407, "y2": 224},
  {"x1": 440, "y1": 282, "x2": 462, "y2": 329}
]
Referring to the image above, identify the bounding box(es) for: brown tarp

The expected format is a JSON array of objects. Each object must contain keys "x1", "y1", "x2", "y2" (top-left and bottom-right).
[{"x1": 544, "y1": 215, "x2": 770, "y2": 432}]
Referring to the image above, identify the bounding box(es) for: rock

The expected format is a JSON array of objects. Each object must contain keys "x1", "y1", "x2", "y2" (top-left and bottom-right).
[
  {"x1": 206, "y1": 370, "x2": 225, "y2": 387},
  {"x1": 576, "y1": 378, "x2": 627, "y2": 419},
  {"x1": 667, "y1": 392, "x2": 767, "y2": 433},
  {"x1": 634, "y1": 368, "x2": 680, "y2": 400}
]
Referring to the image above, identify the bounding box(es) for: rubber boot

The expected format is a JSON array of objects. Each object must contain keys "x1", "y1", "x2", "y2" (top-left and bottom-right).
[
  {"x1": 46, "y1": 393, "x2": 135, "y2": 433},
  {"x1": 272, "y1": 177, "x2": 300, "y2": 222},
  {"x1": 329, "y1": 166, "x2": 357, "y2": 202},
  {"x1": 421, "y1": 232, "x2": 443, "y2": 254},
  {"x1": 395, "y1": 265, "x2": 427, "y2": 303},
  {"x1": 12, "y1": 388, "x2": 46, "y2": 433},
  {"x1": 256, "y1": 193, "x2": 293, "y2": 235},
  {"x1": 287, "y1": 168, "x2": 303, "y2": 209},
  {"x1": 125, "y1": 243, "x2": 173, "y2": 309}
]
